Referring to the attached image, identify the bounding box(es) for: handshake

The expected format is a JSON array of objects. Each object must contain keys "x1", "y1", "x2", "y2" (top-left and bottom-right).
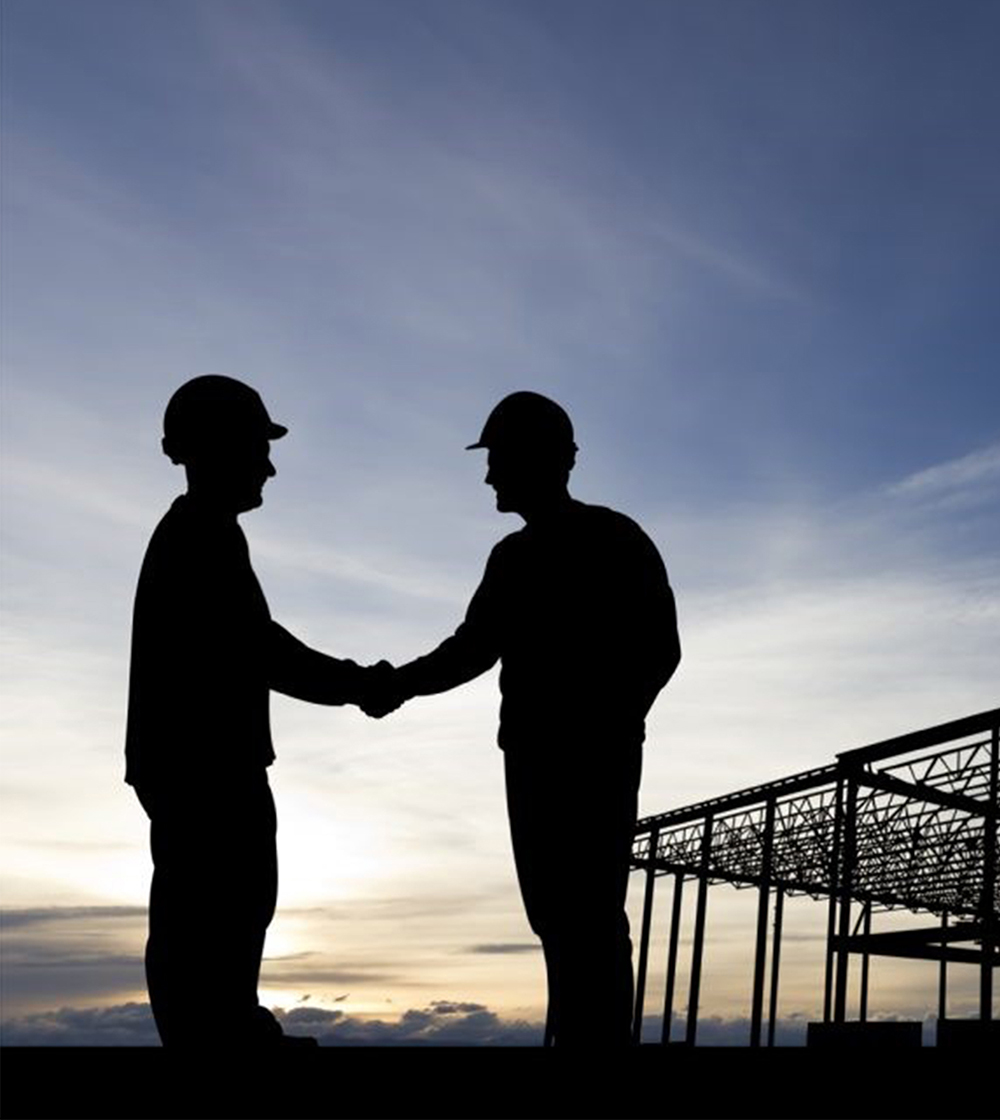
[{"x1": 355, "y1": 661, "x2": 409, "y2": 719}]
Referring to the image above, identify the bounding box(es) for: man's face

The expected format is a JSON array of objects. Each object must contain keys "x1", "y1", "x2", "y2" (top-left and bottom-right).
[
  {"x1": 189, "y1": 434, "x2": 276, "y2": 513},
  {"x1": 485, "y1": 445, "x2": 548, "y2": 514}
]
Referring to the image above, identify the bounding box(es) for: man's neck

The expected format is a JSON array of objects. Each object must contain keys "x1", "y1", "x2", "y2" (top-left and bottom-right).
[
  {"x1": 518, "y1": 489, "x2": 574, "y2": 525},
  {"x1": 182, "y1": 487, "x2": 241, "y2": 521}
]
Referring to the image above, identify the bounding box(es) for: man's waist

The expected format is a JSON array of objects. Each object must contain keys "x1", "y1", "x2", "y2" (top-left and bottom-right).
[{"x1": 497, "y1": 709, "x2": 645, "y2": 750}]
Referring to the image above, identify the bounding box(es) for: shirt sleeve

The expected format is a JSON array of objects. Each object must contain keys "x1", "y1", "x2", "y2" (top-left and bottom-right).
[
  {"x1": 626, "y1": 526, "x2": 681, "y2": 715},
  {"x1": 394, "y1": 541, "x2": 507, "y2": 697},
  {"x1": 267, "y1": 621, "x2": 365, "y2": 704}
]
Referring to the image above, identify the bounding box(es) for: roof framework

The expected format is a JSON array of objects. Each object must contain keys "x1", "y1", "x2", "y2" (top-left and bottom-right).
[{"x1": 628, "y1": 709, "x2": 1000, "y2": 1046}]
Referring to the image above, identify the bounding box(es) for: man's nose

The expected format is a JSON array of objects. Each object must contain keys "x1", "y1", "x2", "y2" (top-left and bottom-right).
[{"x1": 266, "y1": 458, "x2": 276, "y2": 478}]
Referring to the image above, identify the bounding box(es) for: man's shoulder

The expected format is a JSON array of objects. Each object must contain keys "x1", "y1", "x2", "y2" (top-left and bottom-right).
[
  {"x1": 141, "y1": 498, "x2": 198, "y2": 561},
  {"x1": 488, "y1": 525, "x2": 529, "y2": 561},
  {"x1": 574, "y1": 500, "x2": 651, "y2": 543},
  {"x1": 139, "y1": 497, "x2": 244, "y2": 585},
  {"x1": 146, "y1": 496, "x2": 243, "y2": 547}
]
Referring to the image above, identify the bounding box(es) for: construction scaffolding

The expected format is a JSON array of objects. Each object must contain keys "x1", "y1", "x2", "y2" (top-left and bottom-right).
[{"x1": 629, "y1": 708, "x2": 1000, "y2": 1045}]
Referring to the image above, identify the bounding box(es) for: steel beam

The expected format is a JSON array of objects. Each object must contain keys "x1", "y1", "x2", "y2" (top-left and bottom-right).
[
  {"x1": 844, "y1": 921, "x2": 987, "y2": 946},
  {"x1": 833, "y1": 935, "x2": 994, "y2": 966},
  {"x1": 837, "y1": 708, "x2": 1000, "y2": 766},
  {"x1": 850, "y1": 767, "x2": 988, "y2": 817},
  {"x1": 637, "y1": 764, "x2": 838, "y2": 833},
  {"x1": 634, "y1": 707, "x2": 999, "y2": 837}
]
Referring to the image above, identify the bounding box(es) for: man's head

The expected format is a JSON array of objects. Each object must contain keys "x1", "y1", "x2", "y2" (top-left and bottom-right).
[
  {"x1": 467, "y1": 391, "x2": 577, "y2": 516},
  {"x1": 162, "y1": 376, "x2": 287, "y2": 513}
]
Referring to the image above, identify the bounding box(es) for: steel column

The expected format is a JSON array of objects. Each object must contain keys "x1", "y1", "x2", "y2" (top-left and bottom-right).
[
  {"x1": 750, "y1": 797, "x2": 776, "y2": 1046},
  {"x1": 938, "y1": 910, "x2": 948, "y2": 1024},
  {"x1": 661, "y1": 872, "x2": 684, "y2": 1045},
  {"x1": 981, "y1": 719, "x2": 998, "y2": 1021},
  {"x1": 632, "y1": 828, "x2": 659, "y2": 1043},
  {"x1": 767, "y1": 888, "x2": 784, "y2": 1047},
  {"x1": 834, "y1": 776, "x2": 859, "y2": 1023},
  {"x1": 686, "y1": 815, "x2": 714, "y2": 1045},
  {"x1": 823, "y1": 777, "x2": 845, "y2": 1022},
  {"x1": 859, "y1": 902, "x2": 872, "y2": 1022}
]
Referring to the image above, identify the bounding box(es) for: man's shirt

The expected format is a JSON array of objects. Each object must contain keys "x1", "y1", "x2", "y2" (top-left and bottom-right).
[
  {"x1": 125, "y1": 495, "x2": 276, "y2": 790},
  {"x1": 402, "y1": 499, "x2": 680, "y2": 753}
]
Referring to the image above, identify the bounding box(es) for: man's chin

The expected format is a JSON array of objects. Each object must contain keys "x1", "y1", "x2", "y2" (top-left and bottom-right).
[{"x1": 237, "y1": 491, "x2": 264, "y2": 513}]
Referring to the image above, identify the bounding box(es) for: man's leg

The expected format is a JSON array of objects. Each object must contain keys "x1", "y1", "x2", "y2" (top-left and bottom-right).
[
  {"x1": 556, "y1": 810, "x2": 636, "y2": 1047},
  {"x1": 505, "y1": 746, "x2": 640, "y2": 1048},
  {"x1": 225, "y1": 775, "x2": 281, "y2": 1042},
  {"x1": 560, "y1": 746, "x2": 640, "y2": 1047},
  {"x1": 504, "y1": 753, "x2": 563, "y2": 1043},
  {"x1": 145, "y1": 775, "x2": 279, "y2": 1047}
]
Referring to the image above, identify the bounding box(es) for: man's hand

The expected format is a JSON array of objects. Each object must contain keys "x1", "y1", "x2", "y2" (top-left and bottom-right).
[{"x1": 358, "y1": 660, "x2": 406, "y2": 718}]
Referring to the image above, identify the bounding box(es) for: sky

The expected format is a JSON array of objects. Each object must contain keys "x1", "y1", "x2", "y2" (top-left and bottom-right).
[{"x1": 1, "y1": 0, "x2": 998, "y2": 1045}]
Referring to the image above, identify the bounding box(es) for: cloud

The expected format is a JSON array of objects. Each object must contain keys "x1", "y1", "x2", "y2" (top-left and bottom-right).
[
  {"x1": 285, "y1": 996, "x2": 543, "y2": 1047},
  {"x1": 0, "y1": 906, "x2": 150, "y2": 1012},
  {"x1": 466, "y1": 943, "x2": 541, "y2": 955},
  {"x1": 0, "y1": 906, "x2": 147, "y2": 931},
  {"x1": 262, "y1": 962, "x2": 400, "y2": 987},
  {"x1": 0, "y1": 1002, "x2": 160, "y2": 1047},
  {"x1": 10, "y1": 999, "x2": 904, "y2": 1048},
  {"x1": 885, "y1": 442, "x2": 1000, "y2": 509},
  {"x1": 0, "y1": 999, "x2": 543, "y2": 1047},
  {"x1": 0, "y1": 904, "x2": 419, "y2": 1015},
  {"x1": 639, "y1": 1012, "x2": 810, "y2": 1047}
]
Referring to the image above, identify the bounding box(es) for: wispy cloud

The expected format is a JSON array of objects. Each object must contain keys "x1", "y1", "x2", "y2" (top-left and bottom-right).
[
  {"x1": 466, "y1": 943, "x2": 541, "y2": 955},
  {"x1": 0, "y1": 906, "x2": 147, "y2": 931},
  {"x1": 885, "y1": 442, "x2": 1000, "y2": 508}
]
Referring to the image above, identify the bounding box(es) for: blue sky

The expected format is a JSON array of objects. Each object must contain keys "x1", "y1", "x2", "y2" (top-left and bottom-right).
[{"x1": 2, "y1": 0, "x2": 998, "y2": 1043}]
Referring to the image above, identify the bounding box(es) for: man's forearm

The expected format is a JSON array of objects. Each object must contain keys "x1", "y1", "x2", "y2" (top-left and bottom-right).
[
  {"x1": 268, "y1": 622, "x2": 365, "y2": 704},
  {"x1": 394, "y1": 629, "x2": 499, "y2": 699}
]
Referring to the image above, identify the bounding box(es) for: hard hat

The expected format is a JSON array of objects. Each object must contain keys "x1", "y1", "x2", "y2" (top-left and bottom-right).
[
  {"x1": 162, "y1": 375, "x2": 287, "y2": 462},
  {"x1": 466, "y1": 391, "x2": 577, "y2": 453}
]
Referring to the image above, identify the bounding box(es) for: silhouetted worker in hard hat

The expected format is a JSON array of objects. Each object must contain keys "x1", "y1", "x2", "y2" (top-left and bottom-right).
[
  {"x1": 126, "y1": 375, "x2": 391, "y2": 1048},
  {"x1": 367, "y1": 391, "x2": 681, "y2": 1047}
]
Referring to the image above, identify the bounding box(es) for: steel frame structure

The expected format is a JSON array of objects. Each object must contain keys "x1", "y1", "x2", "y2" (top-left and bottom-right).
[{"x1": 629, "y1": 709, "x2": 1000, "y2": 1045}]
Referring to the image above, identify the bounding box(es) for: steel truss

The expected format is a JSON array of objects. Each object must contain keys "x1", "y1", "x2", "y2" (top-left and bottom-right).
[{"x1": 629, "y1": 709, "x2": 1000, "y2": 1045}]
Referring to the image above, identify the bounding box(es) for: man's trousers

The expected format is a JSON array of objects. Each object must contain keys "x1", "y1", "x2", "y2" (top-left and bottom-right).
[
  {"x1": 143, "y1": 771, "x2": 279, "y2": 1047},
  {"x1": 504, "y1": 744, "x2": 641, "y2": 1048}
]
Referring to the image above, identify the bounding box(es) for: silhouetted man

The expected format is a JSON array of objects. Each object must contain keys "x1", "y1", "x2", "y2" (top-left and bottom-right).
[
  {"x1": 126, "y1": 375, "x2": 387, "y2": 1048},
  {"x1": 371, "y1": 392, "x2": 680, "y2": 1047}
]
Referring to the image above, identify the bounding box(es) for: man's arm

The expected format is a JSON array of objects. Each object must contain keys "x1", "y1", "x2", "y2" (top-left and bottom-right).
[
  {"x1": 631, "y1": 530, "x2": 681, "y2": 716},
  {"x1": 364, "y1": 544, "x2": 507, "y2": 716},
  {"x1": 267, "y1": 621, "x2": 372, "y2": 705},
  {"x1": 393, "y1": 621, "x2": 500, "y2": 699}
]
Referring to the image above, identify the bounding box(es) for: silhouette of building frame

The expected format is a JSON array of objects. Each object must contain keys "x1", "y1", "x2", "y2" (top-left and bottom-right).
[{"x1": 629, "y1": 708, "x2": 1000, "y2": 1045}]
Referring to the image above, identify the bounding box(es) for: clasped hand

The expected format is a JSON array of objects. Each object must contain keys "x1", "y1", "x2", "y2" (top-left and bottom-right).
[{"x1": 357, "y1": 660, "x2": 406, "y2": 719}]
